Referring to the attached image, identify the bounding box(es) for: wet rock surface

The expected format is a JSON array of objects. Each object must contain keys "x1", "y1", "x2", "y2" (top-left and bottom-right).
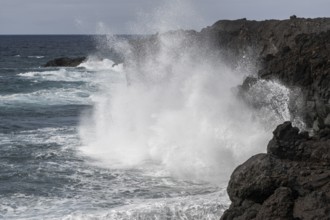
[
  {"x1": 221, "y1": 122, "x2": 330, "y2": 220},
  {"x1": 203, "y1": 19, "x2": 330, "y2": 130},
  {"x1": 206, "y1": 18, "x2": 330, "y2": 219}
]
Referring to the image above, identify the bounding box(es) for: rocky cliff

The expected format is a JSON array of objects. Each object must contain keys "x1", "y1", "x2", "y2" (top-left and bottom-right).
[
  {"x1": 199, "y1": 17, "x2": 330, "y2": 65},
  {"x1": 205, "y1": 18, "x2": 330, "y2": 220},
  {"x1": 192, "y1": 18, "x2": 330, "y2": 219}
]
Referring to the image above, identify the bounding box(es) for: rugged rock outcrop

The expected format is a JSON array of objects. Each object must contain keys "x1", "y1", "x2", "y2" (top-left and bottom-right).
[
  {"x1": 199, "y1": 17, "x2": 330, "y2": 65},
  {"x1": 221, "y1": 122, "x2": 330, "y2": 220},
  {"x1": 216, "y1": 18, "x2": 330, "y2": 220},
  {"x1": 203, "y1": 19, "x2": 330, "y2": 130},
  {"x1": 43, "y1": 57, "x2": 86, "y2": 67},
  {"x1": 258, "y1": 30, "x2": 330, "y2": 130}
]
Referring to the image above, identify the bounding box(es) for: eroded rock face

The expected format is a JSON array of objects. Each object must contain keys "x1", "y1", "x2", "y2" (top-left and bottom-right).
[
  {"x1": 259, "y1": 31, "x2": 330, "y2": 129},
  {"x1": 221, "y1": 122, "x2": 330, "y2": 220},
  {"x1": 43, "y1": 57, "x2": 86, "y2": 67},
  {"x1": 199, "y1": 17, "x2": 330, "y2": 67}
]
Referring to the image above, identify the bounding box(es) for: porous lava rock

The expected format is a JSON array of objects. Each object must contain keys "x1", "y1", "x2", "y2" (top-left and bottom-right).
[{"x1": 221, "y1": 122, "x2": 330, "y2": 220}]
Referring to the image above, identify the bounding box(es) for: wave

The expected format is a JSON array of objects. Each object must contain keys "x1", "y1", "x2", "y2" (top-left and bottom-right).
[
  {"x1": 62, "y1": 190, "x2": 228, "y2": 220},
  {"x1": 77, "y1": 0, "x2": 306, "y2": 185},
  {"x1": 28, "y1": 55, "x2": 44, "y2": 59},
  {"x1": 78, "y1": 32, "x2": 304, "y2": 184},
  {"x1": 78, "y1": 58, "x2": 124, "y2": 72},
  {"x1": 0, "y1": 87, "x2": 92, "y2": 106},
  {"x1": 1, "y1": 124, "x2": 227, "y2": 220},
  {"x1": 14, "y1": 61, "x2": 126, "y2": 106},
  {"x1": 18, "y1": 69, "x2": 93, "y2": 82}
]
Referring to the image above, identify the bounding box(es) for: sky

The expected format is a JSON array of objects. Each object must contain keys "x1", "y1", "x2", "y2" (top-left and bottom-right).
[{"x1": 0, "y1": 0, "x2": 329, "y2": 34}]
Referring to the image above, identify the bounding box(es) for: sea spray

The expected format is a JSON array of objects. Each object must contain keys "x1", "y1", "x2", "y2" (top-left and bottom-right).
[{"x1": 78, "y1": 31, "x2": 303, "y2": 183}]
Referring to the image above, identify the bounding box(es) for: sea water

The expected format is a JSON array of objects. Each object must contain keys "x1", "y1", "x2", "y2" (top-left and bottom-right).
[{"x1": 0, "y1": 34, "x2": 303, "y2": 220}]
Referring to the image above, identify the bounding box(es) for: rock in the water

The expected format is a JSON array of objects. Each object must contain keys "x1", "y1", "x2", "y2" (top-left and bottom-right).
[
  {"x1": 43, "y1": 57, "x2": 86, "y2": 67},
  {"x1": 221, "y1": 122, "x2": 330, "y2": 220}
]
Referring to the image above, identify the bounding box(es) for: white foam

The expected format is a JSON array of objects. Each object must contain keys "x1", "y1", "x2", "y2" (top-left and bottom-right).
[
  {"x1": 18, "y1": 69, "x2": 93, "y2": 82},
  {"x1": 0, "y1": 87, "x2": 92, "y2": 106},
  {"x1": 243, "y1": 79, "x2": 305, "y2": 129},
  {"x1": 0, "y1": 126, "x2": 78, "y2": 145},
  {"x1": 28, "y1": 55, "x2": 44, "y2": 59},
  {"x1": 61, "y1": 190, "x2": 228, "y2": 220},
  {"x1": 78, "y1": 58, "x2": 124, "y2": 72},
  {"x1": 77, "y1": 31, "x2": 305, "y2": 184}
]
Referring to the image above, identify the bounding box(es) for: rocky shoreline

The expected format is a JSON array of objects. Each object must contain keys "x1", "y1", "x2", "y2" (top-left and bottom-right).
[
  {"x1": 43, "y1": 17, "x2": 330, "y2": 219},
  {"x1": 221, "y1": 122, "x2": 330, "y2": 219},
  {"x1": 205, "y1": 18, "x2": 330, "y2": 220},
  {"x1": 202, "y1": 18, "x2": 330, "y2": 220}
]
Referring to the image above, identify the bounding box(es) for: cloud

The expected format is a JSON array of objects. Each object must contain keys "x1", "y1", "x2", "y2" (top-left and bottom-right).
[{"x1": 0, "y1": 0, "x2": 329, "y2": 34}]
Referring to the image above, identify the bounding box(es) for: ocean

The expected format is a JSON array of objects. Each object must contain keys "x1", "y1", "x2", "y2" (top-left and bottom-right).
[{"x1": 0, "y1": 35, "x2": 300, "y2": 219}]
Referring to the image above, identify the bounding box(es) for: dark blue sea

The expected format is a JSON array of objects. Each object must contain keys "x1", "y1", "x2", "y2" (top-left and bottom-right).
[{"x1": 0, "y1": 35, "x2": 233, "y2": 219}]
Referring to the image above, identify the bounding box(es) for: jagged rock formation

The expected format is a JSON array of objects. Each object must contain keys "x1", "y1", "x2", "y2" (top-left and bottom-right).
[
  {"x1": 196, "y1": 18, "x2": 330, "y2": 220},
  {"x1": 199, "y1": 17, "x2": 330, "y2": 65},
  {"x1": 259, "y1": 30, "x2": 330, "y2": 131},
  {"x1": 212, "y1": 18, "x2": 330, "y2": 220},
  {"x1": 221, "y1": 122, "x2": 330, "y2": 220},
  {"x1": 43, "y1": 57, "x2": 86, "y2": 67}
]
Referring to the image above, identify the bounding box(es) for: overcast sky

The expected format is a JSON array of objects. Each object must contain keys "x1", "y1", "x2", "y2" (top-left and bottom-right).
[{"x1": 0, "y1": 0, "x2": 329, "y2": 34}]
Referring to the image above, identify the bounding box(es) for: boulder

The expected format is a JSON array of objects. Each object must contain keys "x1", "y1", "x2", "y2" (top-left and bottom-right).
[
  {"x1": 221, "y1": 122, "x2": 330, "y2": 220},
  {"x1": 43, "y1": 57, "x2": 86, "y2": 67}
]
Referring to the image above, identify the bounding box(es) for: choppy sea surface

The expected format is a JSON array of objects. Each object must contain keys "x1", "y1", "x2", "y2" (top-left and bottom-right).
[
  {"x1": 0, "y1": 35, "x2": 230, "y2": 220},
  {"x1": 1, "y1": 33, "x2": 304, "y2": 219}
]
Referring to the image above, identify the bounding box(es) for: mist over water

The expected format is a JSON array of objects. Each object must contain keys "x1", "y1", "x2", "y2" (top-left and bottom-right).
[
  {"x1": 78, "y1": 29, "x2": 301, "y2": 184},
  {"x1": 0, "y1": 2, "x2": 308, "y2": 219},
  {"x1": 77, "y1": 1, "x2": 306, "y2": 186}
]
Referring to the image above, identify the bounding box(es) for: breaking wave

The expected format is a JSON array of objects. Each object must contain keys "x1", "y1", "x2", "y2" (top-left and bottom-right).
[{"x1": 78, "y1": 32, "x2": 303, "y2": 184}]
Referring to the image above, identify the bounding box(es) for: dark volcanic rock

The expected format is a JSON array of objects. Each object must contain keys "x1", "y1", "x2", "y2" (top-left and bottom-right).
[
  {"x1": 43, "y1": 57, "x2": 86, "y2": 67},
  {"x1": 258, "y1": 30, "x2": 330, "y2": 129},
  {"x1": 198, "y1": 17, "x2": 330, "y2": 68},
  {"x1": 129, "y1": 18, "x2": 330, "y2": 70},
  {"x1": 221, "y1": 122, "x2": 330, "y2": 220}
]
